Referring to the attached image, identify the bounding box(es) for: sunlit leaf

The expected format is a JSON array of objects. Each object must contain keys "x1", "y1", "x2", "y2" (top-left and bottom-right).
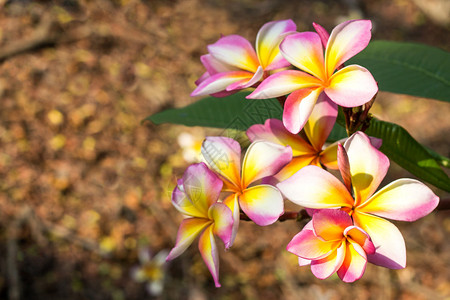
[{"x1": 349, "y1": 41, "x2": 450, "y2": 102}]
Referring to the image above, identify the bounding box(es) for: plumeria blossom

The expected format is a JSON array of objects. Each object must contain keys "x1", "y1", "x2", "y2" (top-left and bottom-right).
[
  {"x1": 247, "y1": 19, "x2": 378, "y2": 134},
  {"x1": 166, "y1": 163, "x2": 234, "y2": 287},
  {"x1": 191, "y1": 19, "x2": 297, "y2": 97},
  {"x1": 287, "y1": 209, "x2": 375, "y2": 282},
  {"x1": 201, "y1": 137, "x2": 292, "y2": 244},
  {"x1": 177, "y1": 132, "x2": 204, "y2": 163},
  {"x1": 247, "y1": 93, "x2": 339, "y2": 181},
  {"x1": 278, "y1": 131, "x2": 439, "y2": 269},
  {"x1": 131, "y1": 247, "x2": 169, "y2": 296}
]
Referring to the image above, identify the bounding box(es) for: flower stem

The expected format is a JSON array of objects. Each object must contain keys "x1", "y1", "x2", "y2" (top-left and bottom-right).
[
  {"x1": 343, "y1": 93, "x2": 377, "y2": 136},
  {"x1": 277, "y1": 96, "x2": 287, "y2": 109}
]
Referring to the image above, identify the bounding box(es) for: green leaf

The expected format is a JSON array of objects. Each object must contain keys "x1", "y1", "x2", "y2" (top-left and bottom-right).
[
  {"x1": 336, "y1": 115, "x2": 450, "y2": 192},
  {"x1": 145, "y1": 92, "x2": 282, "y2": 130},
  {"x1": 327, "y1": 122, "x2": 347, "y2": 142},
  {"x1": 424, "y1": 147, "x2": 450, "y2": 168},
  {"x1": 349, "y1": 41, "x2": 450, "y2": 102}
]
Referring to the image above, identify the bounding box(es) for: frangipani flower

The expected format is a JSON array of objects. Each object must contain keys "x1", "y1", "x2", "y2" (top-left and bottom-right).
[
  {"x1": 287, "y1": 209, "x2": 375, "y2": 282},
  {"x1": 201, "y1": 137, "x2": 292, "y2": 244},
  {"x1": 191, "y1": 19, "x2": 296, "y2": 97},
  {"x1": 166, "y1": 163, "x2": 234, "y2": 287},
  {"x1": 177, "y1": 132, "x2": 204, "y2": 163},
  {"x1": 278, "y1": 131, "x2": 439, "y2": 269},
  {"x1": 247, "y1": 93, "x2": 339, "y2": 181},
  {"x1": 131, "y1": 247, "x2": 169, "y2": 296},
  {"x1": 247, "y1": 19, "x2": 378, "y2": 134}
]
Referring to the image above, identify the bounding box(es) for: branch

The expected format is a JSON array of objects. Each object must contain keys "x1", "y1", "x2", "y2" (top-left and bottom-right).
[{"x1": 0, "y1": 18, "x2": 59, "y2": 63}]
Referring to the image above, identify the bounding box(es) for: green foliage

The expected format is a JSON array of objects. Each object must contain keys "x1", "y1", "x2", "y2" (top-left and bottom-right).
[
  {"x1": 146, "y1": 92, "x2": 281, "y2": 130},
  {"x1": 349, "y1": 41, "x2": 450, "y2": 102},
  {"x1": 365, "y1": 119, "x2": 450, "y2": 191}
]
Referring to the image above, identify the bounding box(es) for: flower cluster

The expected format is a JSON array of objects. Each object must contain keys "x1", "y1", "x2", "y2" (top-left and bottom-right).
[
  {"x1": 278, "y1": 132, "x2": 439, "y2": 276},
  {"x1": 166, "y1": 19, "x2": 440, "y2": 286}
]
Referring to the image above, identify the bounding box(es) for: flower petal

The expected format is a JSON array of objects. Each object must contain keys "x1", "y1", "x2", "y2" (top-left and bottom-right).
[
  {"x1": 337, "y1": 241, "x2": 367, "y2": 283},
  {"x1": 223, "y1": 193, "x2": 240, "y2": 247},
  {"x1": 208, "y1": 203, "x2": 234, "y2": 249},
  {"x1": 310, "y1": 241, "x2": 346, "y2": 280},
  {"x1": 337, "y1": 143, "x2": 352, "y2": 193},
  {"x1": 153, "y1": 250, "x2": 170, "y2": 265},
  {"x1": 256, "y1": 19, "x2": 297, "y2": 70},
  {"x1": 226, "y1": 66, "x2": 264, "y2": 91},
  {"x1": 166, "y1": 218, "x2": 211, "y2": 261},
  {"x1": 359, "y1": 179, "x2": 439, "y2": 221},
  {"x1": 319, "y1": 140, "x2": 342, "y2": 169},
  {"x1": 287, "y1": 221, "x2": 340, "y2": 260},
  {"x1": 353, "y1": 211, "x2": 406, "y2": 269},
  {"x1": 280, "y1": 32, "x2": 326, "y2": 79},
  {"x1": 313, "y1": 209, "x2": 352, "y2": 241},
  {"x1": 182, "y1": 163, "x2": 223, "y2": 214},
  {"x1": 312, "y1": 22, "x2": 330, "y2": 48},
  {"x1": 247, "y1": 70, "x2": 322, "y2": 99},
  {"x1": 195, "y1": 71, "x2": 210, "y2": 86},
  {"x1": 241, "y1": 141, "x2": 292, "y2": 186},
  {"x1": 246, "y1": 118, "x2": 315, "y2": 156},
  {"x1": 277, "y1": 165, "x2": 354, "y2": 209},
  {"x1": 202, "y1": 137, "x2": 241, "y2": 189},
  {"x1": 198, "y1": 225, "x2": 221, "y2": 287},
  {"x1": 172, "y1": 183, "x2": 206, "y2": 218},
  {"x1": 191, "y1": 71, "x2": 254, "y2": 97},
  {"x1": 325, "y1": 65, "x2": 378, "y2": 107},
  {"x1": 239, "y1": 184, "x2": 284, "y2": 226},
  {"x1": 325, "y1": 19, "x2": 372, "y2": 77},
  {"x1": 283, "y1": 88, "x2": 323, "y2": 134},
  {"x1": 344, "y1": 131, "x2": 390, "y2": 206},
  {"x1": 299, "y1": 257, "x2": 312, "y2": 266},
  {"x1": 304, "y1": 92, "x2": 337, "y2": 150},
  {"x1": 274, "y1": 155, "x2": 317, "y2": 182},
  {"x1": 200, "y1": 54, "x2": 237, "y2": 75},
  {"x1": 207, "y1": 34, "x2": 259, "y2": 73},
  {"x1": 344, "y1": 226, "x2": 375, "y2": 255}
]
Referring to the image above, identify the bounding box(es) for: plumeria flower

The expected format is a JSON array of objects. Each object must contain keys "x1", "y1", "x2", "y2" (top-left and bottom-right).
[
  {"x1": 201, "y1": 137, "x2": 292, "y2": 244},
  {"x1": 247, "y1": 19, "x2": 378, "y2": 134},
  {"x1": 131, "y1": 247, "x2": 169, "y2": 296},
  {"x1": 177, "y1": 132, "x2": 204, "y2": 163},
  {"x1": 287, "y1": 209, "x2": 375, "y2": 282},
  {"x1": 247, "y1": 93, "x2": 340, "y2": 181},
  {"x1": 278, "y1": 131, "x2": 439, "y2": 269},
  {"x1": 191, "y1": 19, "x2": 297, "y2": 97},
  {"x1": 166, "y1": 163, "x2": 234, "y2": 287}
]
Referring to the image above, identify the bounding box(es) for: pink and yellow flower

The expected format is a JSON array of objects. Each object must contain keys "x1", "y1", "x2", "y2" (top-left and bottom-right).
[
  {"x1": 278, "y1": 131, "x2": 439, "y2": 269},
  {"x1": 201, "y1": 137, "x2": 292, "y2": 244},
  {"x1": 247, "y1": 93, "x2": 339, "y2": 181},
  {"x1": 191, "y1": 19, "x2": 296, "y2": 97},
  {"x1": 287, "y1": 209, "x2": 375, "y2": 282},
  {"x1": 166, "y1": 163, "x2": 234, "y2": 287},
  {"x1": 131, "y1": 247, "x2": 169, "y2": 295},
  {"x1": 247, "y1": 20, "x2": 378, "y2": 134}
]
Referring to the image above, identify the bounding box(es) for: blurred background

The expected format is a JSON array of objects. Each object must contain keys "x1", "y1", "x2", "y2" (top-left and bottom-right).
[{"x1": 0, "y1": 0, "x2": 449, "y2": 299}]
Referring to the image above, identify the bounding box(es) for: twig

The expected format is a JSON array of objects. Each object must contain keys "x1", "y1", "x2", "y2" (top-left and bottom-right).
[
  {"x1": 7, "y1": 206, "x2": 34, "y2": 300},
  {"x1": 0, "y1": 18, "x2": 59, "y2": 63}
]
